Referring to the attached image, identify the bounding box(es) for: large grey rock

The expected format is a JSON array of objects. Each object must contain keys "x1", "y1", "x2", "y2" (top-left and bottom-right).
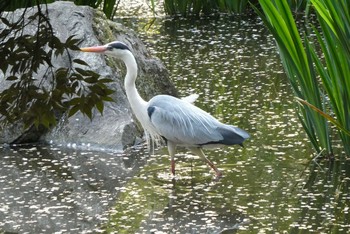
[{"x1": 0, "y1": 2, "x2": 177, "y2": 150}]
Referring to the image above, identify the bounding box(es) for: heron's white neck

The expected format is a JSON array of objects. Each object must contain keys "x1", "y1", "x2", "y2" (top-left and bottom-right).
[
  {"x1": 120, "y1": 50, "x2": 162, "y2": 148},
  {"x1": 121, "y1": 52, "x2": 147, "y2": 108}
]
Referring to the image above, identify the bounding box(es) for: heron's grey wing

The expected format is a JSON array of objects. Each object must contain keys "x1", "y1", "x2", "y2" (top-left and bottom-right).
[{"x1": 147, "y1": 95, "x2": 224, "y2": 145}]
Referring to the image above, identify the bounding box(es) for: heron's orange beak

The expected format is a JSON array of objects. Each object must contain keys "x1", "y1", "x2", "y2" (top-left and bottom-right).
[{"x1": 80, "y1": 45, "x2": 107, "y2": 53}]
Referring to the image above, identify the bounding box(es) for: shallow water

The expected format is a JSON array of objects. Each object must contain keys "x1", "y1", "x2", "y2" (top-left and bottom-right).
[
  {"x1": 1, "y1": 10, "x2": 349, "y2": 234},
  {"x1": 109, "y1": 13, "x2": 349, "y2": 233},
  {"x1": 0, "y1": 144, "x2": 149, "y2": 233}
]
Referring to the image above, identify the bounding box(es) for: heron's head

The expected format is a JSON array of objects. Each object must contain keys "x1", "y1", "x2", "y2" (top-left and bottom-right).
[{"x1": 80, "y1": 41, "x2": 131, "y2": 58}]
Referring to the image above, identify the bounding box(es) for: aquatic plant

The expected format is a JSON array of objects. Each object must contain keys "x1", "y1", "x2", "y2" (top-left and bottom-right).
[
  {"x1": 163, "y1": 0, "x2": 255, "y2": 16},
  {"x1": 256, "y1": 0, "x2": 350, "y2": 156},
  {"x1": 286, "y1": 0, "x2": 308, "y2": 12},
  {"x1": 160, "y1": 0, "x2": 309, "y2": 16}
]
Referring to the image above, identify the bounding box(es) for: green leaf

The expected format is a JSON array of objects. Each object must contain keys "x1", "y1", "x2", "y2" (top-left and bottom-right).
[
  {"x1": 6, "y1": 76, "x2": 18, "y2": 81},
  {"x1": 68, "y1": 105, "x2": 80, "y2": 117},
  {"x1": 83, "y1": 105, "x2": 92, "y2": 119},
  {"x1": 68, "y1": 97, "x2": 81, "y2": 105},
  {"x1": 296, "y1": 97, "x2": 350, "y2": 137},
  {"x1": 84, "y1": 77, "x2": 98, "y2": 84},
  {"x1": 101, "y1": 96, "x2": 114, "y2": 102},
  {"x1": 75, "y1": 67, "x2": 91, "y2": 76},
  {"x1": 73, "y1": 58, "x2": 89, "y2": 66},
  {"x1": 99, "y1": 78, "x2": 114, "y2": 83},
  {"x1": 96, "y1": 100, "x2": 104, "y2": 114}
]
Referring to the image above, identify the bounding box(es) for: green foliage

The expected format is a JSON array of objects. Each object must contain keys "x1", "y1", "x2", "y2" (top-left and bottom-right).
[
  {"x1": 256, "y1": 0, "x2": 350, "y2": 156},
  {"x1": 286, "y1": 0, "x2": 308, "y2": 12},
  {"x1": 0, "y1": 2, "x2": 114, "y2": 129},
  {"x1": 74, "y1": 0, "x2": 119, "y2": 19},
  {"x1": 163, "y1": 0, "x2": 255, "y2": 16},
  {"x1": 0, "y1": 0, "x2": 119, "y2": 20},
  {"x1": 0, "y1": 0, "x2": 53, "y2": 12},
  {"x1": 161, "y1": 0, "x2": 307, "y2": 16}
]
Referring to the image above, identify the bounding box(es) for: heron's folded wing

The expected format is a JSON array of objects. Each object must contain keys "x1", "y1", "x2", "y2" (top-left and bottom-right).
[{"x1": 147, "y1": 95, "x2": 223, "y2": 145}]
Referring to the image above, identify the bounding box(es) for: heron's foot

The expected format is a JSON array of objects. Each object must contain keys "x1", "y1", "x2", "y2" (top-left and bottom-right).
[{"x1": 215, "y1": 170, "x2": 223, "y2": 180}]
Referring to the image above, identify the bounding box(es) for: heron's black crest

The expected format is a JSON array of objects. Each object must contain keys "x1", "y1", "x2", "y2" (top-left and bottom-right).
[
  {"x1": 147, "y1": 106, "x2": 156, "y2": 119},
  {"x1": 108, "y1": 42, "x2": 131, "y2": 51}
]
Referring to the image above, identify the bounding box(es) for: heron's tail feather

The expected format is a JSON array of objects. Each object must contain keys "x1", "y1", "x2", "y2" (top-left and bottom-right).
[{"x1": 217, "y1": 125, "x2": 250, "y2": 146}]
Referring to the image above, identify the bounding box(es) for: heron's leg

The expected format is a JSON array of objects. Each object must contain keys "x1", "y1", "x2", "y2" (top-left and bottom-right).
[
  {"x1": 189, "y1": 147, "x2": 222, "y2": 177},
  {"x1": 167, "y1": 141, "x2": 176, "y2": 176}
]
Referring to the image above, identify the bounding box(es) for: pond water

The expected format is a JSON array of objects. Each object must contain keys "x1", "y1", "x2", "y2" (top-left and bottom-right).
[{"x1": 1, "y1": 9, "x2": 350, "y2": 234}]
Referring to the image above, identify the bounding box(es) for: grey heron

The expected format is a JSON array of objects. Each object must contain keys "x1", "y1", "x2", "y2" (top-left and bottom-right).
[{"x1": 80, "y1": 41, "x2": 250, "y2": 178}]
